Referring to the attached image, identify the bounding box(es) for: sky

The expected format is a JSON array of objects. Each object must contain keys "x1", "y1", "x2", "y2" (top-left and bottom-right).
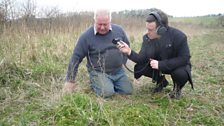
[{"x1": 19, "y1": 0, "x2": 224, "y2": 17}]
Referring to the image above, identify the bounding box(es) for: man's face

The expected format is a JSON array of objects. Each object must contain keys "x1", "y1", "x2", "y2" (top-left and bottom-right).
[
  {"x1": 146, "y1": 21, "x2": 160, "y2": 39},
  {"x1": 95, "y1": 15, "x2": 110, "y2": 35}
]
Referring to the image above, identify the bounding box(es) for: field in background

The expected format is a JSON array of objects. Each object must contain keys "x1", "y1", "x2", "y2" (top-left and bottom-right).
[{"x1": 0, "y1": 16, "x2": 224, "y2": 125}]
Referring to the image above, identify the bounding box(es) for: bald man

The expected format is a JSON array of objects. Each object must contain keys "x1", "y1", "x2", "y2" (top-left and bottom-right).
[{"x1": 63, "y1": 9, "x2": 133, "y2": 98}]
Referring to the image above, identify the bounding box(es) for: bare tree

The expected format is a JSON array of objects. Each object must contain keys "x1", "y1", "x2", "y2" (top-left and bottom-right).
[
  {"x1": 0, "y1": 0, "x2": 15, "y2": 20},
  {"x1": 0, "y1": 0, "x2": 15, "y2": 32},
  {"x1": 21, "y1": 0, "x2": 37, "y2": 23},
  {"x1": 41, "y1": 6, "x2": 60, "y2": 18},
  {"x1": 38, "y1": 6, "x2": 61, "y2": 33}
]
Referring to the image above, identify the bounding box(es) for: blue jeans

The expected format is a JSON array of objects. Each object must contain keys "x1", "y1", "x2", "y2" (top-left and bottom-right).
[{"x1": 88, "y1": 68, "x2": 133, "y2": 98}]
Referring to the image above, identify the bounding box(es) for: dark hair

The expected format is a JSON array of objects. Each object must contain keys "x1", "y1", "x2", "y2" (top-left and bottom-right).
[{"x1": 146, "y1": 9, "x2": 168, "y2": 27}]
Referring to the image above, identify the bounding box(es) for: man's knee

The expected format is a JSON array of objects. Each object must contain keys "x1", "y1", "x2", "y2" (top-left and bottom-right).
[
  {"x1": 101, "y1": 89, "x2": 115, "y2": 98},
  {"x1": 171, "y1": 67, "x2": 188, "y2": 85},
  {"x1": 92, "y1": 85, "x2": 115, "y2": 98},
  {"x1": 120, "y1": 84, "x2": 133, "y2": 95}
]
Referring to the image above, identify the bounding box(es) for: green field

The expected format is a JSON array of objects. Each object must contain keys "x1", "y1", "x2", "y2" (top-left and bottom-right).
[{"x1": 0, "y1": 16, "x2": 224, "y2": 125}]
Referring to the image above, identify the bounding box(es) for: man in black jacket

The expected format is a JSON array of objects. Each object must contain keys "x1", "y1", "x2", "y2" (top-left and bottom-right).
[{"x1": 117, "y1": 9, "x2": 193, "y2": 98}]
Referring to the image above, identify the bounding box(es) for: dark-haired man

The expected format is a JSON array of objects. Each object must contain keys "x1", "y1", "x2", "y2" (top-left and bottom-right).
[{"x1": 117, "y1": 9, "x2": 193, "y2": 98}]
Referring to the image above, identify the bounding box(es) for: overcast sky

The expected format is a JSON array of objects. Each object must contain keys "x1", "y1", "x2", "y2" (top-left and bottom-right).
[{"x1": 19, "y1": 0, "x2": 224, "y2": 17}]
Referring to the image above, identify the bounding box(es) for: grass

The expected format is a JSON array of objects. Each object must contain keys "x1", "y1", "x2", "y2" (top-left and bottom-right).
[
  {"x1": 169, "y1": 16, "x2": 222, "y2": 28},
  {"x1": 0, "y1": 16, "x2": 224, "y2": 125}
]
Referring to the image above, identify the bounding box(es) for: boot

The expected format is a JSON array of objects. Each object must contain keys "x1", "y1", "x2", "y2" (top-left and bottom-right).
[
  {"x1": 168, "y1": 82, "x2": 182, "y2": 99},
  {"x1": 152, "y1": 75, "x2": 169, "y2": 93}
]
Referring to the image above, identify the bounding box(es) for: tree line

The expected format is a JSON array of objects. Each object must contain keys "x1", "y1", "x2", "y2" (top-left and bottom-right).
[{"x1": 0, "y1": 0, "x2": 223, "y2": 34}]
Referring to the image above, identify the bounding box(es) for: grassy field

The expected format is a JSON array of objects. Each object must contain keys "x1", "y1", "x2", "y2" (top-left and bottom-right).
[{"x1": 0, "y1": 16, "x2": 224, "y2": 125}]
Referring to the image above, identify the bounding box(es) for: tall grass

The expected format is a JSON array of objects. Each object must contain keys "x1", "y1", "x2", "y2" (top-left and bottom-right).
[{"x1": 0, "y1": 16, "x2": 224, "y2": 125}]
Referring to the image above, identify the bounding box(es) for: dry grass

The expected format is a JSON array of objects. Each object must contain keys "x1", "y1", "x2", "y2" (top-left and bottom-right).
[{"x1": 1, "y1": 16, "x2": 224, "y2": 125}]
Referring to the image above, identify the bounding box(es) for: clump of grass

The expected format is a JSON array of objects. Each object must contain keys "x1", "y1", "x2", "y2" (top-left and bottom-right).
[
  {"x1": 0, "y1": 61, "x2": 31, "y2": 92},
  {"x1": 50, "y1": 93, "x2": 108, "y2": 125}
]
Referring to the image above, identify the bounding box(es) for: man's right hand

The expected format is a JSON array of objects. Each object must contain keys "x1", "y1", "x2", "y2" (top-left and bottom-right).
[
  {"x1": 117, "y1": 41, "x2": 132, "y2": 55},
  {"x1": 63, "y1": 82, "x2": 77, "y2": 94}
]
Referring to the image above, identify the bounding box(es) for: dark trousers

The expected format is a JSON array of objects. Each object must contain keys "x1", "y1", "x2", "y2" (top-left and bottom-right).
[{"x1": 134, "y1": 64, "x2": 192, "y2": 89}]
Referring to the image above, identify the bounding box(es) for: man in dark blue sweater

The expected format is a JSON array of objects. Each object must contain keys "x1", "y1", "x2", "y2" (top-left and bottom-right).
[
  {"x1": 63, "y1": 9, "x2": 133, "y2": 98},
  {"x1": 117, "y1": 9, "x2": 193, "y2": 98}
]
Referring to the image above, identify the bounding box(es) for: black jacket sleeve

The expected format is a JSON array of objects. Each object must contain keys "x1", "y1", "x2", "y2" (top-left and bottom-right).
[{"x1": 128, "y1": 35, "x2": 149, "y2": 64}]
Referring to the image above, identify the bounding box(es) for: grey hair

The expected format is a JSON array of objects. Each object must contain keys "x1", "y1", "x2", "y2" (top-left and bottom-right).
[{"x1": 94, "y1": 9, "x2": 112, "y2": 21}]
